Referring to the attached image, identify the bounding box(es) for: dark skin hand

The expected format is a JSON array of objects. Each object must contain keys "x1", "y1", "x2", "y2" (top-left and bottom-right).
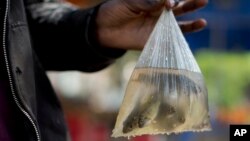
[{"x1": 96, "y1": 0, "x2": 208, "y2": 50}]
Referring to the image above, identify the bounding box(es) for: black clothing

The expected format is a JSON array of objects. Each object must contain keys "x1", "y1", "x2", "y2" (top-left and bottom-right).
[{"x1": 0, "y1": 0, "x2": 125, "y2": 140}]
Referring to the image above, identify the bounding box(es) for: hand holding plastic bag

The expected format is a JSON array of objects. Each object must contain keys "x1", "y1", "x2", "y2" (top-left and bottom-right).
[{"x1": 112, "y1": 9, "x2": 211, "y2": 138}]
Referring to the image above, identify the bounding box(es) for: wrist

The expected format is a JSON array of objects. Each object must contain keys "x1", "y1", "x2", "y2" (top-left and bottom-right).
[
  {"x1": 87, "y1": 2, "x2": 127, "y2": 58},
  {"x1": 95, "y1": 0, "x2": 120, "y2": 49}
]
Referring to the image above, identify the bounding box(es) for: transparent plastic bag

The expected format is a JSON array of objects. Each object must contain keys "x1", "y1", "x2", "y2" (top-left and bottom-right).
[{"x1": 112, "y1": 9, "x2": 211, "y2": 138}]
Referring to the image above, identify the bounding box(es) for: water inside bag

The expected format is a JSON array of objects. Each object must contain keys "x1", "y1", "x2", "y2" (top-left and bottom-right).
[{"x1": 112, "y1": 68, "x2": 211, "y2": 137}]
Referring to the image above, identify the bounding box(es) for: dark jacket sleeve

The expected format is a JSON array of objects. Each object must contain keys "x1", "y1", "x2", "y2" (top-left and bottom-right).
[{"x1": 25, "y1": 0, "x2": 126, "y2": 72}]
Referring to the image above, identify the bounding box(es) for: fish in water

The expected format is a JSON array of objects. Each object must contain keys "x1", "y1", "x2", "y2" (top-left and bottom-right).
[
  {"x1": 122, "y1": 93, "x2": 161, "y2": 133},
  {"x1": 122, "y1": 70, "x2": 201, "y2": 133}
]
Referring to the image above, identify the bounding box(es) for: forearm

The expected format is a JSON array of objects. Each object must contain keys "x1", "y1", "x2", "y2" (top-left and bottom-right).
[{"x1": 25, "y1": 0, "x2": 125, "y2": 71}]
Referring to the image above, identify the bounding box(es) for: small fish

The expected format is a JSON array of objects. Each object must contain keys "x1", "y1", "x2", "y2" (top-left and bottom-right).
[
  {"x1": 122, "y1": 94, "x2": 161, "y2": 133},
  {"x1": 122, "y1": 71, "x2": 199, "y2": 133},
  {"x1": 138, "y1": 72, "x2": 201, "y2": 95},
  {"x1": 122, "y1": 114, "x2": 140, "y2": 133}
]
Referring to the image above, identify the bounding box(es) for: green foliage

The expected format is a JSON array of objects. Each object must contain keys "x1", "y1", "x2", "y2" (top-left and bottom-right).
[{"x1": 195, "y1": 51, "x2": 250, "y2": 109}]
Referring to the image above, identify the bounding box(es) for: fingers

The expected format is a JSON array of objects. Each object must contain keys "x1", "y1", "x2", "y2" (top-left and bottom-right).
[
  {"x1": 173, "y1": 0, "x2": 208, "y2": 16},
  {"x1": 179, "y1": 19, "x2": 207, "y2": 33},
  {"x1": 120, "y1": 0, "x2": 208, "y2": 15},
  {"x1": 174, "y1": 0, "x2": 208, "y2": 33}
]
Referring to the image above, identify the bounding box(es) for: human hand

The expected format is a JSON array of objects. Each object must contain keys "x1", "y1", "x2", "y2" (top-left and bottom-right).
[{"x1": 96, "y1": 0, "x2": 208, "y2": 50}]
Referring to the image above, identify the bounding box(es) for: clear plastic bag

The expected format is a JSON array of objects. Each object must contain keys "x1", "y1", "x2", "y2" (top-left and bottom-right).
[{"x1": 112, "y1": 9, "x2": 211, "y2": 138}]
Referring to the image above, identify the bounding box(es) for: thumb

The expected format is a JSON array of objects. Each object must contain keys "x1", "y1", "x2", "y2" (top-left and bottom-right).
[{"x1": 122, "y1": 0, "x2": 167, "y2": 13}]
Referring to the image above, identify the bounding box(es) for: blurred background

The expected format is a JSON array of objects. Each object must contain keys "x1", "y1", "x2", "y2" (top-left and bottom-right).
[{"x1": 48, "y1": 0, "x2": 250, "y2": 141}]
